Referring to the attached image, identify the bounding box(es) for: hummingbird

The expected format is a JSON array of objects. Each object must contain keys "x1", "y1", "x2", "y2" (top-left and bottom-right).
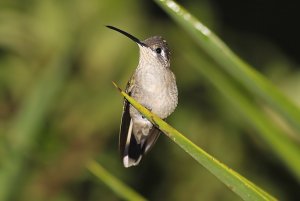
[{"x1": 107, "y1": 26, "x2": 178, "y2": 168}]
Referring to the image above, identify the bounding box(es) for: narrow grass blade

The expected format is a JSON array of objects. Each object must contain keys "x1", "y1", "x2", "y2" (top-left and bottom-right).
[
  {"x1": 86, "y1": 160, "x2": 147, "y2": 201},
  {"x1": 154, "y1": 0, "x2": 300, "y2": 133},
  {"x1": 113, "y1": 82, "x2": 277, "y2": 201},
  {"x1": 184, "y1": 51, "x2": 300, "y2": 181}
]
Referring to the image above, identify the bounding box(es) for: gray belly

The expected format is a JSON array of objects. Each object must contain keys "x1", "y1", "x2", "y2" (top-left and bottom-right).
[{"x1": 130, "y1": 70, "x2": 177, "y2": 119}]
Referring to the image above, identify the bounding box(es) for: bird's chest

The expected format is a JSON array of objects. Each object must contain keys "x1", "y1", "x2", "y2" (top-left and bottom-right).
[
  {"x1": 133, "y1": 65, "x2": 172, "y2": 113},
  {"x1": 135, "y1": 65, "x2": 168, "y2": 96}
]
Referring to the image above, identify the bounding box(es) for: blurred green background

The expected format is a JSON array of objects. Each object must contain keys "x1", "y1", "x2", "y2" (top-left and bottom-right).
[{"x1": 0, "y1": 0, "x2": 300, "y2": 200}]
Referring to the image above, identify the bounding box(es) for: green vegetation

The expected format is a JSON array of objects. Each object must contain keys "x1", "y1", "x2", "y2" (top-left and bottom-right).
[
  {"x1": 0, "y1": 0, "x2": 299, "y2": 200},
  {"x1": 114, "y1": 82, "x2": 276, "y2": 201}
]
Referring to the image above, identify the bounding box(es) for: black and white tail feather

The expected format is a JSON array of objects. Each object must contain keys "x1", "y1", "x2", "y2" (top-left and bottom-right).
[{"x1": 119, "y1": 88, "x2": 160, "y2": 168}]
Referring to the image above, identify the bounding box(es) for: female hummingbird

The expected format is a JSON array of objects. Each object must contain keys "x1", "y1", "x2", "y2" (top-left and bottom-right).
[{"x1": 107, "y1": 26, "x2": 178, "y2": 168}]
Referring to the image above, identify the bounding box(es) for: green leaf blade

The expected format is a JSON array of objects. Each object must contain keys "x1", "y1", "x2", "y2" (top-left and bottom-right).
[
  {"x1": 183, "y1": 51, "x2": 300, "y2": 181},
  {"x1": 113, "y1": 83, "x2": 277, "y2": 201},
  {"x1": 86, "y1": 160, "x2": 147, "y2": 201},
  {"x1": 154, "y1": 0, "x2": 300, "y2": 134}
]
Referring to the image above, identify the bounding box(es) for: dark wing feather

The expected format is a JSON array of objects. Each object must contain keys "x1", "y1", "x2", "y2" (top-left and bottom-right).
[
  {"x1": 119, "y1": 78, "x2": 144, "y2": 167},
  {"x1": 119, "y1": 97, "x2": 143, "y2": 167},
  {"x1": 119, "y1": 77, "x2": 162, "y2": 167},
  {"x1": 119, "y1": 97, "x2": 131, "y2": 158}
]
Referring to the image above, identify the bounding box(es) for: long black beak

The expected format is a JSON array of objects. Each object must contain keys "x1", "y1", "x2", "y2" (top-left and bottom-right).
[{"x1": 106, "y1": 25, "x2": 147, "y2": 47}]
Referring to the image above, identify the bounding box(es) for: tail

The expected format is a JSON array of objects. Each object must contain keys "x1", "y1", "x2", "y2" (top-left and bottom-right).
[
  {"x1": 121, "y1": 120, "x2": 161, "y2": 168},
  {"x1": 119, "y1": 97, "x2": 160, "y2": 167},
  {"x1": 122, "y1": 119, "x2": 143, "y2": 167}
]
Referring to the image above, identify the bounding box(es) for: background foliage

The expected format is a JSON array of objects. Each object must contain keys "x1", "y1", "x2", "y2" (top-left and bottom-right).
[{"x1": 0, "y1": 0, "x2": 299, "y2": 200}]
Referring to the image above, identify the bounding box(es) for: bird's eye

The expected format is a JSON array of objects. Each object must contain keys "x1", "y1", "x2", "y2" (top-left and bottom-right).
[{"x1": 155, "y1": 48, "x2": 162, "y2": 54}]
